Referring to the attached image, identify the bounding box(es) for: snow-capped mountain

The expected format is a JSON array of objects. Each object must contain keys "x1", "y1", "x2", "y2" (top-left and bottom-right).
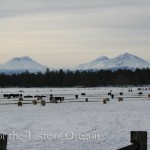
[
  {"x1": 0, "y1": 56, "x2": 49, "y2": 73},
  {"x1": 0, "y1": 53, "x2": 149, "y2": 74},
  {"x1": 104, "y1": 53, "x2": 150, "y2": 70},
  {"x1": 74, "y1": 56, "x2": 110, "y2": 70},
  {"x1": 73, "y1": 53, "x2": 150, "y2": 71}
]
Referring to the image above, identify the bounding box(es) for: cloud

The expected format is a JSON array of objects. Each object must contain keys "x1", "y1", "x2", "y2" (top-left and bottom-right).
[
  {"x1": 0, "y1": 0, "x2": 149, "y2": 18},
  {"x1": 0, "y1": 0, "x2": 150, "y2": 67}
]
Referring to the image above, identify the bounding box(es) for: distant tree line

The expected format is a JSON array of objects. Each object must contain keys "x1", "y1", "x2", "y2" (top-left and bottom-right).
[{"x1": 0, "y1": 68, "x2": 150, "y2": 87}]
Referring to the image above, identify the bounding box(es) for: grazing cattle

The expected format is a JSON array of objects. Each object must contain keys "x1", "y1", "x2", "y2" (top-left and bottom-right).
[
  {"x1": 128, "y1": 89, "x2": 133, "y2": 92},
  {"x1": 50, "y1": 99, "x2": 53, "y2": 103},
  {"x1": 3, "y1": 94, "x2": 10, "y2": 99},
  {"x1": 81, "y1": 93, "x2": 86, "y2": 96},
  {"x1": 50, "y1": 94, "x2": 53, "y2": 101},
  {"x1": 35, "y1": 95, "x2": 46, "y2": 100},
  {"x1": 13, "y1": 94, "x2": 20, "y2": 98},
  {"x1": 50, "y1": 96, "x2": 53, "y2": 100},
  {"x1": 108, "y1": 93, "x2": 111, "y2": 96},
  {"x1": 41, "y1": 95, "x2": 46, "y2": 98},
  {"x1": 138, "y1": 92, "x2": 143, "y2": 95},
  {"x1": 118, "y1": 97, "x2": 123, "y2": 101},
  {"x1": 75, "y1": 95, "x2": 78, "y2": 99},
  {"x1": 111, "y1": 94, "x2": 114, "y2": 99},
  {"x1": 120, "y1": 92, "x2": 123, "y2": 96},
  {"x1": 103, "y1": 99, "x2": 107, "y2": 104},
  {"x1": 3, "y1": 94, "x2": 6, "y2": 98},
  {"x1": 53, "y1": 97, "x2": 64, "y2": 103},
  {"x1": 19, "y1": 94, "x2": 23, "y2": 98},
  {"x1": 24, "y1": 95, "x2": 33, "y2": 98},
  {"x1": 34, "y1": 95, "x2": 43, "y2": 98},
  {"x1": 32, "y1": 100, "x2": 37, "y2": 105},
  {"x1": 85, "y1": 98, "x2": 88, "y2": 102},
  {"x1": 41, "y1": 100, "x2": 46, "y2": 106},
  {"x1": 18, "y1": 101, "x2": 22, "y2": 106},
  {"x1": 148, "y1": 94, "x2": 150, "y2": 98},
  {"x1": 3, "y1": 94, "x2": 21, "y2": 99},
  {"x1": 34, "y1": 95, "x2": 39, "y2": 98}
]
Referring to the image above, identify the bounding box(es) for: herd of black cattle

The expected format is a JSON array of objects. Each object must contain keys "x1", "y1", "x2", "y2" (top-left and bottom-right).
[
  {"x1": 3, "y1": 93, "x2": 66, "y2": 106},
  {"x1": 2, "y1": 88, "x2": 150, "y2": 106}
]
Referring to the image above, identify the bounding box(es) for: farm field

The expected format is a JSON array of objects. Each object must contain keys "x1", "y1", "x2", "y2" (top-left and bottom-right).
[{"x1": 0, "y1": 87, "x2": 150, "y2": 150}]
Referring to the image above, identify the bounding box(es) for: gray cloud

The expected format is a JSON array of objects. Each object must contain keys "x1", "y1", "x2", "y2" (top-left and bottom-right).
[
  {"x1": 0, "y1": 0, "x2": 150, "y2": 67},
  {"x1": 0, "y1": 0, "x2": 149, "y2": 18}
]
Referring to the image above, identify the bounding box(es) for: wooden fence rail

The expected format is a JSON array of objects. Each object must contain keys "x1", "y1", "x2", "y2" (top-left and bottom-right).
[
  {"x1": 0, "y1": 134, "x2": 7, "y2": 150},
  {"x1": 118, "y1": 131, "x2": 147, "y2": 150}
]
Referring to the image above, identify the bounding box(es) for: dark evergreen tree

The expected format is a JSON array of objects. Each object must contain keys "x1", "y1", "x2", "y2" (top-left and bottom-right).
[{"x1": 0, "y1": 69, "x2": 150, "y2": 87}]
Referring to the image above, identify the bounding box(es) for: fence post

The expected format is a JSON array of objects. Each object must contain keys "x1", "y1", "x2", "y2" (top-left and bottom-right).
[
  {"x1": 118, "y1": 131, "x2": 147, "y2": 150},
  {"x1": 131, "y1": 131, "x2": 147, "y2": 150},
  {"x1": 0, "y1": 134, "x2": 7, "y2": 150}
]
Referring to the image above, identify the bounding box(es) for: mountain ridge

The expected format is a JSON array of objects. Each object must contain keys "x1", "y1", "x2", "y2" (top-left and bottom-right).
[
  {"x1": 0, "y1": 53, "x2": 150, "y2": 74},
  {"x1": 73, "y1": 53, "x2": 150, "y2": 71}
]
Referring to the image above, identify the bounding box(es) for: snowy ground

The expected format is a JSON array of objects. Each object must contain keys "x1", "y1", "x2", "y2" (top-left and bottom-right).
[{"x1": 0, "y1": 87, "x2": 150, "y2": 150}]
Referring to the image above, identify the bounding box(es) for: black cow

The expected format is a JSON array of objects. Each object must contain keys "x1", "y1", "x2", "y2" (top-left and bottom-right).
[
  {"x1": 138, "y1": 92, "x2": 143, "y2": 95},
  {"x1": 24, "y1": 95, "x2": 33, "y2": 98},
  {"x1": 75, "y1": 95, "x2": 78, "y2": 99},
  {"x1": 108, "y1": 93, "x2": 111, "y2": 96},
  {"x1": 53, "y1": 97, "x2": 64, "y2": 103},
  {"x1": 120, "y1": 92, "x2": 123, "y2": 96},
  {"x1": 81, "y1": 93, "x2": 86, "y2": 96},
  {"x1": 111, "y1": 94, "x2": 114, "y2": 99},
  {"x1": 85, "y1": 98, "x2": 88, "y2": 102},
  {"x1": 50, "y1": 95, "x2": 53, "y2": 100}
]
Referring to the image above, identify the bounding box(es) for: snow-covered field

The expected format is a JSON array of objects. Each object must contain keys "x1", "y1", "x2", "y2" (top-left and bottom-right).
[{"x1": 0, "y1": 87, "x2": 150, "y2": 150}]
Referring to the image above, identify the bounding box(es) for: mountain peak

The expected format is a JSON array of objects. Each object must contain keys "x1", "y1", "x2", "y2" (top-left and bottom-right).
[
  {"x1": 21, "y1": 56, "x2": 33, "y2": 61},
  {"x1": 89, "y1": 56, "x2": 109, "y2": 66},
  {"x1": 74, "y1": 55, "x2": 109, "y2": 70},
  {"x1": 115, "y1": 53, "x2": 146, "y2": 62},
  {"x1": 105, "y1": 53, "x2": 150, "y2": 69},
  {"x1": 91, "y1": 55, "x2": 109, "y2": 63},
  {"x1": 123, "y1": 52, "x2": 130, "y2": 55},
  {"x1": 73, "y1": 53, "x2": 150, "y2": 70},
  {"x1": 96, "y1": 55, "x2": 109, "y2": 61},
  {"x1": 12, "y1": 56, "x2": 33, "y2": 62},
  {"x1": 0, "y1": 56, "x2": 49, "y2": 72},
  {"x1": 116, "y1": 53, "x2": 134, "y2": 58}
]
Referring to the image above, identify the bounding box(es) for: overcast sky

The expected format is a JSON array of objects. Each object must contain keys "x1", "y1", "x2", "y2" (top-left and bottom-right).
[{"x1": 0, "y1": 0, "x2": 150, "y2": 67}]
